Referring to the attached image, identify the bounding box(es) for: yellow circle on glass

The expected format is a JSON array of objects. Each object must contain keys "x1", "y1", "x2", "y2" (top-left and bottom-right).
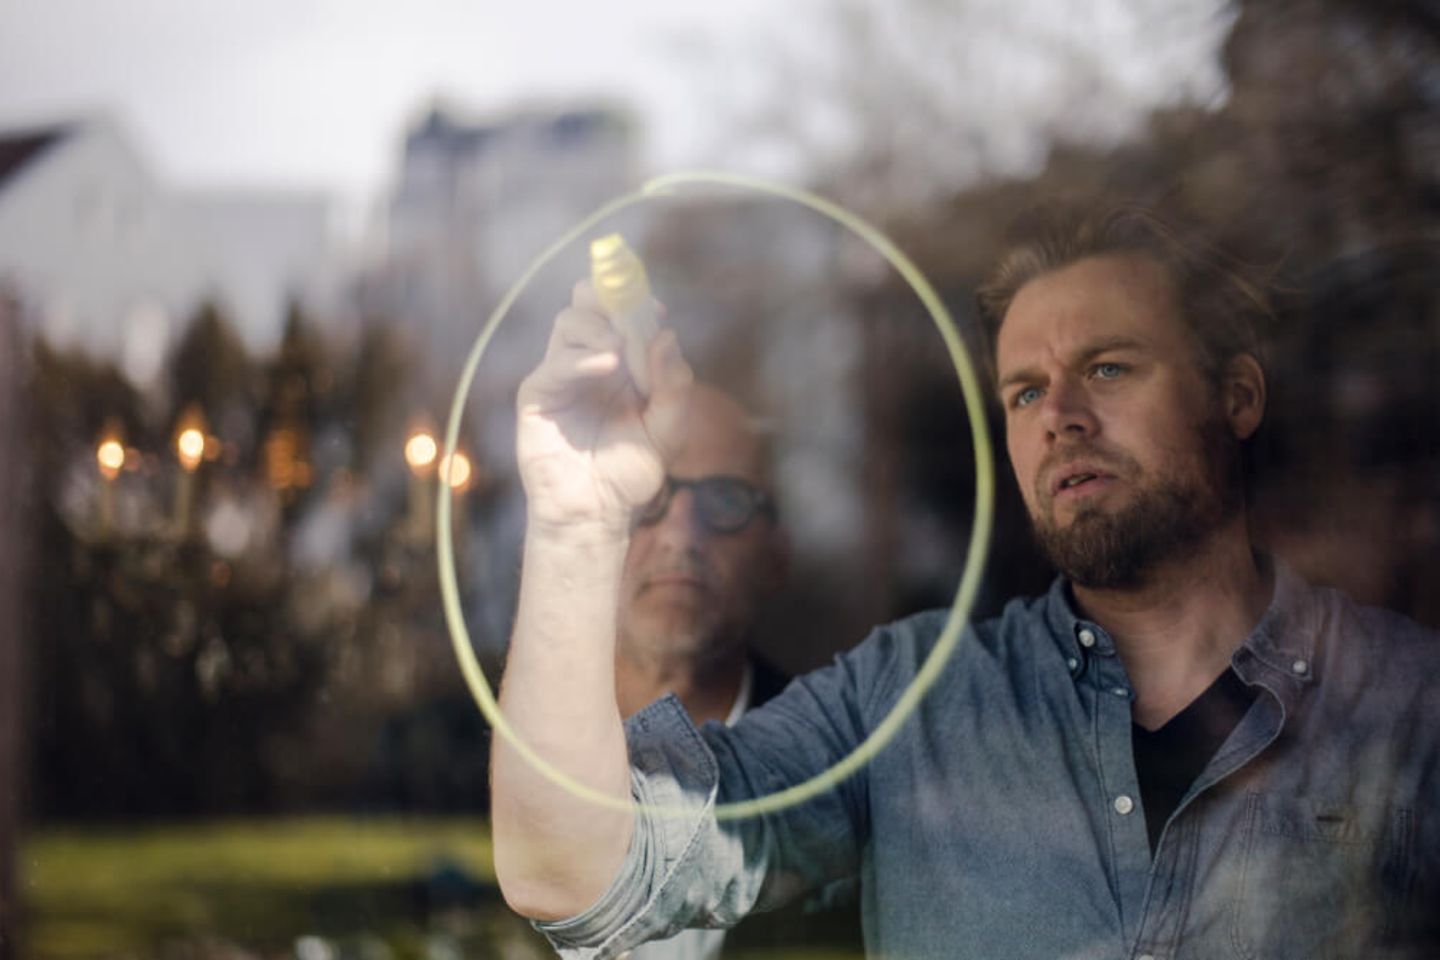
[{"x1": 437, "y1": 171, "x2": 995, "y2": 821}]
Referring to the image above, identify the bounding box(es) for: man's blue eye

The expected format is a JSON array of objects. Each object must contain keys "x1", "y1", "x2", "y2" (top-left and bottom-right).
[
  {"x1": 1014, "y1": 386, "x2": 1042, "y2": 408},
  {"x1": 1093, "y1": 362, "x2": 1125, "y2": 379}
]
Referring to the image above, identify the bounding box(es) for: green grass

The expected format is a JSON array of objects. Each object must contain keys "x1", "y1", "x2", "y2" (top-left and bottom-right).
[
  {"x1": 20, "y1": 817, "x2": 512, "y2": 960},
  {"x1": 20, "y1": 818, "x2": 865, "y2": 960}
]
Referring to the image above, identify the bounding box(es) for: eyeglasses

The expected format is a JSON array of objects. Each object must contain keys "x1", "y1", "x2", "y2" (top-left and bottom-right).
[{"x1": 633, "y1": 474, "x2": 776, "y2": 535}]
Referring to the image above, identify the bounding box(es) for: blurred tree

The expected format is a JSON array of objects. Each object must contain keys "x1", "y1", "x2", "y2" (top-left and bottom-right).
[
  {"x1": 342, "y1": 321, "x2": 412, "y2": 474},
  {"x1": 26, "y1": 307, "x2": 368, "y2": 818},
  {"x1": 715, "y1": 0, "x2": 1236, "y2": 217},
  {"x1": 29, "y1": 531, "x2": 328, "y2": 816},
  {"x1": 168, "y1": 301, "x2": 254, "y2": 422},
  {"x1": 255, "y1": 302, "x2": 331, "y2": 515},
  {"x1": 268, "y1": 302, "x2": 332, "y2": 423},
  {"x1": 29, "y1": 339, "x2": 148, "y2": 473}
]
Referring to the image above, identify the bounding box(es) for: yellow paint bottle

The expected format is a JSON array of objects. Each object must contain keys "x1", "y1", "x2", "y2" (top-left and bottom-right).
[{"x1": 590, "y1": 233, "x2": 661, "y2": 395}]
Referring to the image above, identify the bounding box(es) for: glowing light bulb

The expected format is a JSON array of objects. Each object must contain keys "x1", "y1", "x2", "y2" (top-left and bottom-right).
[
  {"x1": 443, "y1": 451, "x2": 472, "y2": 490},
  {"x1": 96, "y1": 439, "x2": 126, "y2": 480},
  {"x1": 405, "y1": 432, "x2": 438, "y2": 474},
  {"x1": 176, "y1": 428, "x2": 205, "y2": 471}
]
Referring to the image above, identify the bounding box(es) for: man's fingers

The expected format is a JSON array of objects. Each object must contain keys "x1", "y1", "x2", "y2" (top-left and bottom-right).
[
  {"x1": 572, "y1": 279, "x2": 603, "y2": 314},
  {"x1": 519, "y1": 349, "x2": 623, "y2": 409},
  {"x1": 641, "y1": 330, "x2": 693, "y2": 462},
  {"x1": 650, "y1": 329, "x2": 692, "y2": 397},
  {"x1": 548, "y1": 306, "x2": 620, "y2": 357}
]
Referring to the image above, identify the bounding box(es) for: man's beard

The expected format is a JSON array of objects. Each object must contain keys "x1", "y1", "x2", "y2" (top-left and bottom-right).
[{"x1": 1031, "y1": 419, "x2": 1242, "y2": 590}]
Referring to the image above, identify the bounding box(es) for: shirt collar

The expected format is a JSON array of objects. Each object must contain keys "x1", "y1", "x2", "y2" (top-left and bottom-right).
[
  {"x1": 1041, "y1": 555, "x2": 1322, "y2": 689},
  {"x1": 1233, "y1": 558, "x2": 1322, "y2": 689},
  {"x1": 723, "y1": 661, "x2": 754, "y2": 727}
]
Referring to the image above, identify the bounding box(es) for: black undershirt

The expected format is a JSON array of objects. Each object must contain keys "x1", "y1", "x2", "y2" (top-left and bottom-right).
[{"x1": 1131, "y1": 668, "x2": 1258, "y2": 853}]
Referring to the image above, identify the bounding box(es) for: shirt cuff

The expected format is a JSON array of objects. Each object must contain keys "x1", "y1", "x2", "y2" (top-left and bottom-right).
[{"x1": 534, "y1": 694, "x2": 719, "y2": 959}]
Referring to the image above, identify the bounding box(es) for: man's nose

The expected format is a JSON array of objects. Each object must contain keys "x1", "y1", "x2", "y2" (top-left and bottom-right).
[
  {"x1": 653, "y1": 488, "x2": 709, "y2": 547},
  {"x1": 1039, "y1": 377, "x2": 1098, "y2": 440}
]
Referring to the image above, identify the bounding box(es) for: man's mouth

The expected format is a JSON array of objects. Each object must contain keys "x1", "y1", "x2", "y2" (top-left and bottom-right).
[
  {"x1": 1049, "y1": 464, "x2": 1116, "y2": 498},
  {"x1": 644, "y1": 571, "x2": 708, "y2": 591}
]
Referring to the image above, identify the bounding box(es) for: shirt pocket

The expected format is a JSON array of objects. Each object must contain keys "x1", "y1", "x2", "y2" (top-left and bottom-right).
[{"x1": 1229, "y1": 791, "x2": 1412, "y2": 960}]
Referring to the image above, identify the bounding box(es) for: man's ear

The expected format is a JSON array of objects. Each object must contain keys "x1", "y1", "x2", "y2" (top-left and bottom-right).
[{"x1": 1223, "y1": 353, "x2": 1266, "y2": 441}]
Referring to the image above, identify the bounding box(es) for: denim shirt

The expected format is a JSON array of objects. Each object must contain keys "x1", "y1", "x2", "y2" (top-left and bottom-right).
[{"x1": 537, "y1": 564, "x2": 1440, "y2": 959}]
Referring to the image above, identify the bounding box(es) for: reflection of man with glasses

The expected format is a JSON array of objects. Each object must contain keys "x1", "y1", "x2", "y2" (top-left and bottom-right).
[
  {"x1": 615, "y1": 384, "x2": 809, "y2": 960},
  {"x1": 614, "y1": 384, "x2": 788, "y2": 734}
]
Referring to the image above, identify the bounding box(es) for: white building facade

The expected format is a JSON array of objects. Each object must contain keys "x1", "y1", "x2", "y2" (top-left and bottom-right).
[
  {"x1": 0, "y1": 116, "x2": 336, "y2": 383},
  {"x1": 379, "y1": 102, "x2": 636, "y2": 386}
]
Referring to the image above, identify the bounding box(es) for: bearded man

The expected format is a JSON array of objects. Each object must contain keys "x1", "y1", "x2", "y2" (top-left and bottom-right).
[{"x1": 490, "y1": 206, "x2": 1440, "y2": 960}]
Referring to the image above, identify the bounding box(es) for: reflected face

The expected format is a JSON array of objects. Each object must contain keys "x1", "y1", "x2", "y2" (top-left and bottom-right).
[
  {"x1": 619, "y1": 386, "x2": 785, "y2": 664},
  {"x1": 995, "y1": 254, "x2": 1243, "y2": 588}
]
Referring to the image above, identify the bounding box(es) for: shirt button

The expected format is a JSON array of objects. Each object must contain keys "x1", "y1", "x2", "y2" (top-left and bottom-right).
[
  {"x1": 1137, "y1": 954, "x2": 1157, "y2": 960},
  {"x1": 1111, "y1": 686, "x2": 1129, "y2": 698},
  {"x1": 1078, "y1": 628, "x2": 1096, "y2": 648},
  {"x1": 1066, "y1": 657, "x2": 1079, "y2": 671},
  {"x1": 1291, "y1": 659, "x2": 1309, "y2": 675},
  {"x1": 1113, "y1": 794, "x2": 1135, "y2": 815}
]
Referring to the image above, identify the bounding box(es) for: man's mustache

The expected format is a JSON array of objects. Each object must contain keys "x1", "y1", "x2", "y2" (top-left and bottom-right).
[{"x1": 1036, "y1": 443, "x2": 1137, "y2": 499}]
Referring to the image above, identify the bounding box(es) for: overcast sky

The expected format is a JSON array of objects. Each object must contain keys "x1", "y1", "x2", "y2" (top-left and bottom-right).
[
  {"x1": 0, "y1": 0, "x2": 778, "y2": 200},
  {"x1": 0, "y1": 0, "x2": 1236, "y2": 223}
]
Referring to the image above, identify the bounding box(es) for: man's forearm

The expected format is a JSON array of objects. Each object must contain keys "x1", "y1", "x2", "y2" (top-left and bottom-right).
[{"x1": 491, "y1": 524, "x2": 636, "y2": 921}]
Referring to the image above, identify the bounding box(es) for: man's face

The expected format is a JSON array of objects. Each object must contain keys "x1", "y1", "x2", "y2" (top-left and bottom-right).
[
  {"x1": 995, "y1": 254, "x2": 1247, "y2": 589},
  {"x1": 619, "y1": 387, "x2": 785, "y2": 665}
]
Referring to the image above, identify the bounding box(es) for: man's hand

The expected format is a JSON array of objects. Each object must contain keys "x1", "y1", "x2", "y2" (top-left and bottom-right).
[
  {"x1": 516, "y1": 281, "x2": 692, "y2": 538},
  {"x1": 493, "y1": 282, "x2": 692, "y2": 922}
]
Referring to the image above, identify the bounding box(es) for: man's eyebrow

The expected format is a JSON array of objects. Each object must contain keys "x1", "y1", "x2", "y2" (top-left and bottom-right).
[
  {"x1": 996, "y1": 367, "x2": 1039, "y2": 394},
  {"x1": 995, "y1": 336, "x2": 1149, "y2": 394},
  {"x1": 1075, "y1": 335, "x2": 1148, "y2": 363}
]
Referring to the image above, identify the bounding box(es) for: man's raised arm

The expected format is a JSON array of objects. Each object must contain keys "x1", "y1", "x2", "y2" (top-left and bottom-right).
[{"x1": 491, "y1": 281, "x2": 692, "y2": 921}]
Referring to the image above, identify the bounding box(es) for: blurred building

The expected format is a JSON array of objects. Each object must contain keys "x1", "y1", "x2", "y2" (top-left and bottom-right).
[
  {"x1": 374, "y1": 101, "x2": 636, "y2": 386},
  {"x1": 355, "y1": 102, "x2": 639, "y2": 654},
  {"x1": 0, "y1": 115, "x2": 338, "y2": 381}
]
